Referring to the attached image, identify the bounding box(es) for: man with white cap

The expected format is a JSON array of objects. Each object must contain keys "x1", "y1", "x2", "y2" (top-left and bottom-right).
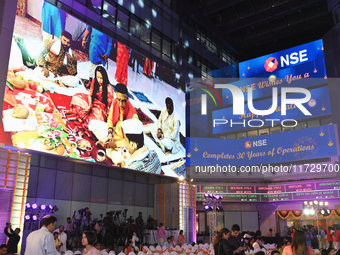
[{"x1": 109, "y1": 119, "x2": 161, "y2": 174}]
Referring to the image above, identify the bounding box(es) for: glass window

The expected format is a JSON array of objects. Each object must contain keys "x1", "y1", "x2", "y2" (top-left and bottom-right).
[
  {"x1": 152, "y1": 32, "x2": 161, "y2": 51},
  {"x1": 163, "y1": 0, "x2": 172, "y2": 8},
  {"x1": 103, "y1": 1, "x2": 116, "y2": 23},
  {"x1": 130, "y1": 18, "x2": 140, "y2": 37},
  {"x1": 88, "y1": 0, "x2": 102, "y2": 14},
  {"x1": 188, "y1": 49, "x2": 193, "y2": 64},
  {"x1": 76, "y1": 0, "x2": 87, "y2": 4},
  {"x1": 172, "y1": 43, "x2": 178, "y2": 62},
  {"x1": 270, "y1": 126, "x2": 281, "y2": 134},
  {"x1": 294, "y1": 122, "x2": 307, "y2": 130},
  {"x1": 307, "y1": 119, "x2": 320, "y2": 128},
  {"x1": 237, "y1": 132, "x2": 246, "y2": 139},
  {"x1": 182, "y1": 45, "x2": 188, "y2": 61},
  {"x1": 259, "y1": 128, "x2": 269, "y2": 136},
  {"x1": 162, "y1": 38, "x2": 171, "y2": 57},
  {"x1": 141, "y1": 25, "x2": 150, "y2": 44},
  {"x1": 247, "y1": 130, "x2": 258, "y2": 137},
  {"x1": 226, "y1": 134, "x2": 236, "y2": 139},
  {"x1": 117, "y1": 10, "x2": 128, "y2": 30}
]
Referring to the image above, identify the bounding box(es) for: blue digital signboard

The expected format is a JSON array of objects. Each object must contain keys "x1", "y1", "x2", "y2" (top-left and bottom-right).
[
  {"x1": 224, "y1": 59, "x2": 327, "y2": 105},
  {"x1": 239, "y1": 39, "x2": 325, "y2": 78},
  {"x1": 187, "y1": 124, "x2": 339, "y2": 167},
  {"x1": 214, "y1": 86, "x2": 331, "y2": 134}
]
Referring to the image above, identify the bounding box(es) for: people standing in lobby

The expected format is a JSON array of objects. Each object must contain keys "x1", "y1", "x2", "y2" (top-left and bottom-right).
[
  {"x1": 157, "y1": 223, "x2": 166, "y2": 247},
  {"x1": 266, "y1": 229, "x2": 273, "y2": 237},
  {"x1": 327, "y1": 227, "x2": 334, "y2": 248},
  {"x1": 213, "y1": 228, "x2": 245, "y2": 255},
  {"x1": 305, "y1": 229, "x2": 312, "y2": 248},
  {"x1": 24, "y1": 215, "x2": 57, "y2": 255},
  {"x1": 4, "y1": 223, "x2": 20, "y2": 254},
  {"x1": 178, "y1": 230, "x2": 185, "y2": 247},
  {"x1": 321, "y1": 227, "x2": 328, "y2": 250},
  {"x1": 94, "y1": 220, "x2": 103, "y2": 247},
  {"x1": 132, "y1": 231, "x2": 139, "y2": 250},
  {"x1": 58, "y1": 225, "x2": 67, "y2": 253},
  {"x1": 334, "y1": 226, "x2": 340, "y2": 250},
  {"x1": 228, "y1": 224, "x2": 246, "y2": 255},
  {"x1": 64, "y1": 217, "x2": 74, "y2": 248},
  {"x1": 282, "y1": 230, "x2": 313, "y2": 255},
  {"x1": 291, "y1": 228, "x2": 296, "y2": 239},
  {"x1": 135, "y1": 212, "x2": 144, "y2": 244}
]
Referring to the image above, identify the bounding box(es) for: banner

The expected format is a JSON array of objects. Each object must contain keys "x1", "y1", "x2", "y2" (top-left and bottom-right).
[
  {"x1": 239, "y1": 39, "x2": 325, "y2": 78},
  {"x1": 187, "y1": 124, "x2": 339, "y2": 167},
  {"x1": 224, "y1": 58, "x2": 327, "y2": 105},
  {"x1": 214, "y1": 86, "x2": 331, "y2": 134}
]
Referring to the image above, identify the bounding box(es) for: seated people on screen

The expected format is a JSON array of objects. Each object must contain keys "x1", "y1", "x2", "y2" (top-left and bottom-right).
[
  {"x1": 35, "y1": 30, "x2": 80, "y2": 87},
  {"x1": 108, "y1": 119, "x2": 161, "y2": 174},
  {"x1": 90, "y1": 83, "x2": 138, "y2": 144},
  {"x1": 82, "y1": 25, "x2": 113, "y2": 89},
  {"x1": 69, "y1": 66, "x2": 114, "y2": 136},
  {"x1": 152, "y1": 97, "x2": 180, "y2": 154}
]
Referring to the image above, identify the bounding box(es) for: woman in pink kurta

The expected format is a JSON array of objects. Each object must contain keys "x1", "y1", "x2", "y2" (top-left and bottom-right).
[
  {"x1": 81, "y1": 231, "x2": 100, "y2": 255},
  {"x1": 178, "y1": 230, "x2": 185, "y2": 246},
  {"x1": 282, "y1": 230, "x2": 313, "y2": 255}
]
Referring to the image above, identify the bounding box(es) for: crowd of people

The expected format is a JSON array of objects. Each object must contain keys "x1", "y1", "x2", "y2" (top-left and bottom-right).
[
  {"x1": 4, "y1": 211, "x2": 184, "y2": 255},
  {"x1": 212, "y1": 224, "x2": 340, "y2": 255}
]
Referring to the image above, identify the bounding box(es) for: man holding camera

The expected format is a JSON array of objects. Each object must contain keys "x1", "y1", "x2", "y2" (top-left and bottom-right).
[
  {"x1": 82, "y1": 207, "x2": 93, "y2": 231},
  {"x1": 4, "y1": 223, "x2": 20, "y2": 254}
]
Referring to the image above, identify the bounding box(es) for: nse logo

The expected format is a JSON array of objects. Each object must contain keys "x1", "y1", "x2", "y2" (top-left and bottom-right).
[
  {"x1": 244, "y1": 139, "x2": 267, "y2": 149},
  {"x1": 264, "y1": 49, "x2": 308, "y2": 72}
]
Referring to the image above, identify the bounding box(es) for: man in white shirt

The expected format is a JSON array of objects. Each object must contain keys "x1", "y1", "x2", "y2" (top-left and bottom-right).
[
  {"x1": 58, "y1": 225, "x2": 67, "y2": 253},
  {"x1": 24, "y1": 215, "x2": 57, "y2": 255},
  {"x1": 153, "y1": 97, "x2": 181, "y2": 154}
]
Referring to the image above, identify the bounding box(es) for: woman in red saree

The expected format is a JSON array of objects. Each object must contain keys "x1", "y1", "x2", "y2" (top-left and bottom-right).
[
  {"x1": 69, "y1": 66, "x2": 114, "y2": 135},
  {"x1": 115, "y1": 42, "x2": 130, "y2": 86}
]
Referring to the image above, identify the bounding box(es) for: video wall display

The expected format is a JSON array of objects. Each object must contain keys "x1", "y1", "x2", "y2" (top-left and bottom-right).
[
  {"x1": 197, "y1": 180, "x2": 340, "y2": 202},
  {"x1": 2, "y1": 0, "x2": 186, "y2": 177}
]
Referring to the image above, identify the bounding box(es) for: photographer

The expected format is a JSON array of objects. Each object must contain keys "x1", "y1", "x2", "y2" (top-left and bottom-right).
[
  {"x1": 82, "y1": 207, "x2": 93, "y2": 231},
  {"x1": 4, "y1": 223, "x2": 20, "y2": 254}
]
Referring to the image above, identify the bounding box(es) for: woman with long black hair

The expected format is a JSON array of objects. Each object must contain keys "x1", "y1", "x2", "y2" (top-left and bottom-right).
[
  {"x1": 68, "y1": 65, "x2": 114, "y2": 135},
  {"x1": 213, "y1": 228, "x2": 245, "y2": 255},
  {"x1": 282, "y1": 230, "x2": 313, "y2": 255}
]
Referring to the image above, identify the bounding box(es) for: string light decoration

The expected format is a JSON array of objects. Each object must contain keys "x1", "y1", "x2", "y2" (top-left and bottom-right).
[{"x1": 203, "y1": 193, "x2": 223, "y2": 244}]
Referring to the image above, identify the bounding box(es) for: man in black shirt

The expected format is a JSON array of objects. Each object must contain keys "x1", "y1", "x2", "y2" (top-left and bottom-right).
[
  {"x1": 4, "y1": 223, "x2": 20, "y2": 254},
  {"x1": 228, "y1": 224, "x2": 246, "y2": 255},
  {"x1": 135, "y1": 212, "x2": 144, "y2": 244}
]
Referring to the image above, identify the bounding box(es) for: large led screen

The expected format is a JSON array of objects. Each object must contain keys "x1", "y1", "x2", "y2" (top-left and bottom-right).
[{"x1": 2, "y1": 1, "x2": 186, "y2": 177}]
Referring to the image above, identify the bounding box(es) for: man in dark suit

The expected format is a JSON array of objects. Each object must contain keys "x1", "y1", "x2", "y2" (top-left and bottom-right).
[
  {"x1": 228, "y1": 224, "x2": 246, "y2": 255},
  {"x1": 4, "y1": 223, "x2": 20, "y2": 254}
]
